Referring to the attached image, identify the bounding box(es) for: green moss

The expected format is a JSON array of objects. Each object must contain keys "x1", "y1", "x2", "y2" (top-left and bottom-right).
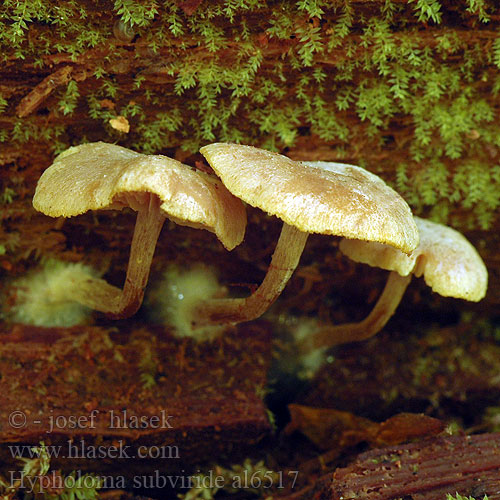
[
  {"x1": 0, "y1": 442, "x2": 102, "y2": 499},
  {"x1": 179, "y1": 458, "x2": 279, "y2": 500},
  {"x1": 1, "y1": 1, "x2": 499, "y2": 228},
  {"x1": 135, "y1": 340, "x2": 158, "y2": 389},
  {"x1": 446, "y1": 494, "x2": 489, "y2": 500}
]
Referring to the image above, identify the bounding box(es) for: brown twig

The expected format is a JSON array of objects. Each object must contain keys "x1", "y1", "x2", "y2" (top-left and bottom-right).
[{"x1": 16, "y1": 66, "x2": 73, "y2": 117}]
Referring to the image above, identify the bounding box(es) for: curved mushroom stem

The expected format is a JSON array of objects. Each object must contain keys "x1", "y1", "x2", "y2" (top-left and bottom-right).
[
  {"x1": 64, "y1": 270, "x2": 122, "y2": 313},
  {"x1": 112, "y1": 194, "x2": 166, "y2": 318},
  {"x1": 56, "y1": 195, "x2": 165, "y2": 318},
  {"x1": 303, "y1": 271, "x2": 412, "y2": 351},
  {"x1": 193, "y1": 223, "x2": 309, "y2": 325}
]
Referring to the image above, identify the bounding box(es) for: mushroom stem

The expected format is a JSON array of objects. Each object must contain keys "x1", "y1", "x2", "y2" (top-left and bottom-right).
[
  {"x1": 69, "y1": 276, "x2": 122, "y2": 313},
  {"x1": 194, "y1": 223, "x2": 309, "y2": 325},
  {"x1": 113, "y1": 194, "x2": 166, "y2": 318},
  {"x1": 305, "y1": 271, "x2": 412, "y2": 351},
  {"x1": 55, "y1": 195, "x2": 166, "y2": 317},
  {"x1": 51, "y1": 195, "x2": 165, "y2": 318}
]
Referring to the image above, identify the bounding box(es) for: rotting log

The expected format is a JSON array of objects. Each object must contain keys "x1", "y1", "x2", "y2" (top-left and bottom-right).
[
  {"x1": 0, "y1": 322, "x2": 272, "y2": 475},
  {"x1": 1, "y1": 3, "x2": 499, "y2": 498}
]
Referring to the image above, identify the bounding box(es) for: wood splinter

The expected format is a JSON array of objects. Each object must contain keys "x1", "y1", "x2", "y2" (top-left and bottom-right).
[{"x1": 16, "y1": 66, "x2": 73, "y2": 117}]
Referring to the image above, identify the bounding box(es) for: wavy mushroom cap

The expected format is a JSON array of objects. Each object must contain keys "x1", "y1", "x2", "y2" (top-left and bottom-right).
[
  {"x1": 33, "y1": 142, "x2": 246, "y2": 250},
  {"x1": 339, "y1": 217, "x2": 488, "y2": 301},
  {"x1": 200, "y1": 143, "x2": 418, "y2": 254}
]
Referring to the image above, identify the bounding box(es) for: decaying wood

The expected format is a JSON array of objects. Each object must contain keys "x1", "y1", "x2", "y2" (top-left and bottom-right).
[
  {"x1": 15, "y1": 66, "x2": 73, "y2": 118},
  {"x1": 280, "y1": 433, "x2": 500, "y2": 500},
  {"x1": 300, "y1": 321, "x2": 500, "y2": 423},
  {"x1": 0, "y1": 4, "x2": 499, "y2": 497},
  {"x1": 330, "y1": 433, "x2": 500, "y2": 500},
  {"x1": 0, "y1": 322, "x2": 272, "y2": 474}
]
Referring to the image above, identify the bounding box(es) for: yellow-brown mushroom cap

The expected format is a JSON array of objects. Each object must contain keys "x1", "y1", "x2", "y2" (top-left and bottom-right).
[
  {"x1": 339, "y1": 217, "x2": 488, "y2": 301},
  {"x1": 33, "y1": 142, "x2": 246, "y2": 250},
  {"x1": 200, "y1": 143, "x2": 419, "y2": 253}
]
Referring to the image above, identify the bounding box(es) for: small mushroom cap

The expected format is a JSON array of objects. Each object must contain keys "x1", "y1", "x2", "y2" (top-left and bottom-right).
[
  {"x1": 200, "y1": 143, "x2": 418, "y2": 253},
  {"x1": 33, "y1": 142, "x2": 246, "y2": 250},
  {"x1": 339, "y1": 217, "x2": 488, "y2": 301}
]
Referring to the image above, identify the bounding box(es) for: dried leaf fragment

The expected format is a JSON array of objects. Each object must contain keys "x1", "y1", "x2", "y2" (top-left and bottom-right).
[
  {"x1": 285, "y1": 404, "x2": 445, "y2": 452},
  {"x1": 109, "y1": 115, "x2": 130, "y2": 133}
]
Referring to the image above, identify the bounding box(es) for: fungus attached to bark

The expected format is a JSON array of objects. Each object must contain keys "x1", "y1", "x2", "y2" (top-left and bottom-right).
[
  {"x1": 193, "y1": 144, "x2": 419, "y2": 326},
  {"x1": 307, "y1": 216, "x2": 488, "y2": 350},
  {"x1": 33, "y1": 142, "x2": 246, "y2": 319}
]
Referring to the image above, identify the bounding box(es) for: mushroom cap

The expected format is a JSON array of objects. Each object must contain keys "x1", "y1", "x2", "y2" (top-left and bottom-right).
[
  {"x1": 339, "y1": 217, "x2": 488, "y2": 301},
  {"x1": 200, "y1": 143, "x2": 418, "y2": 253},
  {"x1": 33, "y1": 142, "x2": 246, "y2": 250}
]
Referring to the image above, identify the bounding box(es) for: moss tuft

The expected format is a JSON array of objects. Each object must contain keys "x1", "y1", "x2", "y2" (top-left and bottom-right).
[{"x1": 0, "y1": 1, "x2": 499, "y2": 228}]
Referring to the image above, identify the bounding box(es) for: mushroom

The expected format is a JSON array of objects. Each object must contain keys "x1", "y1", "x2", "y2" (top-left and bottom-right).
[
  {"x1": 193, "y1": 144, "x2": 419, "y2": 326},
  {"x1": 33, "y1": 142, "x2": 246, "y2": 319},
  {"x1": 306, "y1": 216, "x2": 488, "y2": 350}
]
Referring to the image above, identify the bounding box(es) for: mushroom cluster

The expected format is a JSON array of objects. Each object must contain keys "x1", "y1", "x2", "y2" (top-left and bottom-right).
[
  {"x1": 30, "y1": 141, "x2": 488, "y2": 345},
  {"x1": 192, "y1": 144, "x2": 419, "y2": 326}
]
